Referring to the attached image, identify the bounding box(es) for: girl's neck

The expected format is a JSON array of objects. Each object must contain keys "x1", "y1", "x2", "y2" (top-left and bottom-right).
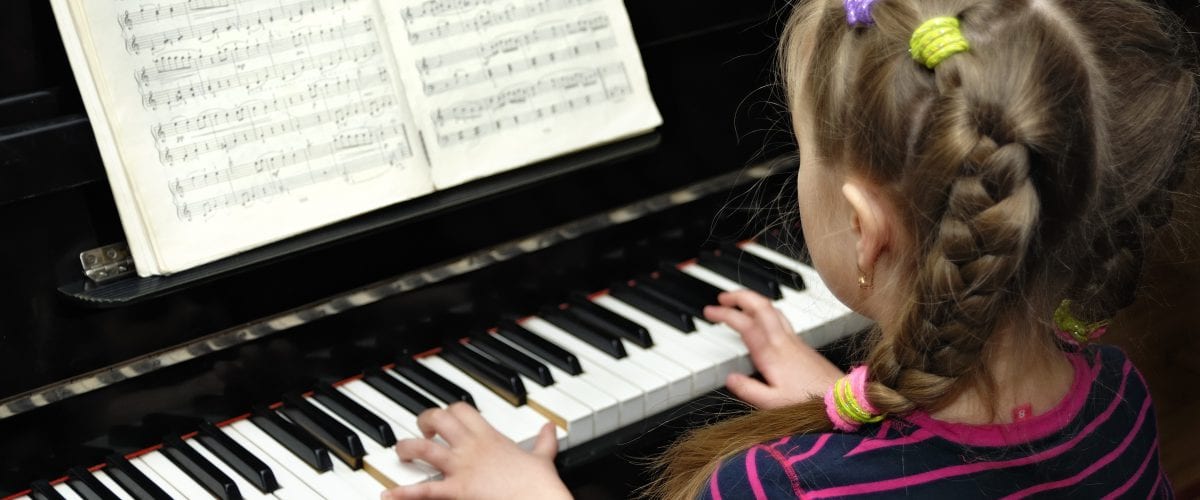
[{"x1": 929, "y1": 324, "x2": 1074, "y2": 425}]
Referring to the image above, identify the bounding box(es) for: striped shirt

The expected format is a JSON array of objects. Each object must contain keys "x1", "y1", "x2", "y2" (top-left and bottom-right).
[{"x1": 701, "y1": 345, "x2": 1170, "y2": 499}]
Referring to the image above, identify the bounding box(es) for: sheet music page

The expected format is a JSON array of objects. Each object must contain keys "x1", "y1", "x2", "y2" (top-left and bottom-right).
[
  {"x1": 379, "y1": 0, "x2": 662, "y2": 189},
  {"x1": 65, "y1": 0, "x2": 432, "y2": 275}
]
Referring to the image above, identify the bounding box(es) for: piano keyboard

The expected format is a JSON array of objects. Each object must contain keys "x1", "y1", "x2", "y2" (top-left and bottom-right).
[{"x1": 4, "y1": 242, "x2": 870, "y2": 500}]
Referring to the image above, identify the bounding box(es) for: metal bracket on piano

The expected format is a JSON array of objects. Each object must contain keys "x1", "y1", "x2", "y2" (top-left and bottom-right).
[{"x1": 80, "y1": 243, "x2": 136, "y2": 283}]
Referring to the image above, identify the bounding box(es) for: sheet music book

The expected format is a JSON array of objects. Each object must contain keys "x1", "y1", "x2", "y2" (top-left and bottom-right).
[{"x1": 50, "y1": 0, "x2": 661, "y2": 277}]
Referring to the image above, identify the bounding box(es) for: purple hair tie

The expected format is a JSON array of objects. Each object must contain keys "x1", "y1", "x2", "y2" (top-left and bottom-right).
[{"x1": 844, "y1": 0, "x2": 877, "y2": 27}]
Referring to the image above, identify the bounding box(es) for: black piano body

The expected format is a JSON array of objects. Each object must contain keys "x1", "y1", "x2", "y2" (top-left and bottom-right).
[{"x1": 0, "y1": 0, "x2": 810, "y2": 496}]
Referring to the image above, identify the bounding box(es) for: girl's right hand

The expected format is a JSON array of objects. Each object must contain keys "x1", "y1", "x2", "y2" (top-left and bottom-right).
[{"x1": 704, "y1": 290, "x2": 843, "y2": 410}]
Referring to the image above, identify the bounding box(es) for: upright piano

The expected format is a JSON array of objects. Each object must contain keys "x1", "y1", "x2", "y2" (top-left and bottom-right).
[{"x1": 0, "y1": 0, "x2": 875, "y2": 498}]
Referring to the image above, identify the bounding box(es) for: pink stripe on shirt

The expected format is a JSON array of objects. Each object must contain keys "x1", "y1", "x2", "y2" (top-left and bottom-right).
[
  {"x1": 1102, "y1": 439, "x2": 1159, "y2": 500},
  {"x1": 804, "y1": 359, "x2": 1132, "y2": 499},
  {"x1": 745, "y1": 446, "x2": 767, "y2": 500},
  {"x1": 845, "y1": 428, "x2": 935, "y2": 457}
]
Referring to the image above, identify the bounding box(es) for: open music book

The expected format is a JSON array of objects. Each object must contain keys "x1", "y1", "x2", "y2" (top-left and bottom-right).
[{"x1": 50, "y1": 0, "x2": 661, "y2": 277}]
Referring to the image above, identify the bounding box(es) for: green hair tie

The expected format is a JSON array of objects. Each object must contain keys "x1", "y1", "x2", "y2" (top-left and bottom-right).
[
  {"x1": 1054, "y1": 300, "x2": 1110, "y2": 346},
  {"x1": 909, "y1": 16, "x2": 970, "y2": 69}
]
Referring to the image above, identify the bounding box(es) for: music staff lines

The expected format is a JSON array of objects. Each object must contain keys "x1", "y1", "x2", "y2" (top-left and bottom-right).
[
  {"x1": 436, "y1": 64, "x2": 631, "y2": 146},
  {"x1": 406, "y1": 0, "x2": 600, "y2": 44},
  {"x1": 417, "y1": 14, "x2": 609, "y2": 73},
  {"x1": 141, "y1": 41, "x2": 382, "y2": 109},
  {"x1": 121, "y1": 0, "x2": 255, "y2": 29},
  {"x1": 169, "y1": 123, "x2": 406, "y2": 201},
  {"x1": 423, "y1": 36, "x2": 616, "y2": 95},
  {"x1": 401, "y1": 0, "x2": 497, "y2": 22},
  {"x1": 152, "y1": 68, "x2": 390, "y2": 138},
  {"x1": 141, "y1": 18, "x2": 375, "y2": 85},
  {"x1": 123, "y1": 0, "x2": 358, "y2": 54},
  {"x1": 160, "y1": 95, "x2": 396, "y2": 163}
]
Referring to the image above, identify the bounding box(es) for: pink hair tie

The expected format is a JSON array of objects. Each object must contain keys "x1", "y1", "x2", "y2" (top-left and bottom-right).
[
  {"x1": 843, "y1": 0, "x2": 877, "y2": 27},
  {"x1": 825, "y1": 365, "x2": 884, "y2": 432}
]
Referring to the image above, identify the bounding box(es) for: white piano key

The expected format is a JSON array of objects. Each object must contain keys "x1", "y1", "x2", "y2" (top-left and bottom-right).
[
  {"x1": 740, "y1": 243, "x2": 874, "y2": 338},
  {"x1": 184, "y1": 439, "x2": 273, "y2": 499},
  {"x1": 92, "y1": 470, "x2": 136, "y2": 500},
  {"x1": 137, "y1": 449, "x2": 218, "y2": 499},
  {"x1": 615, "y1": 338, "x2": 694, "y2": 406},
  {"x1": 213, "y1": 422, "x2": 323, "y2": 500},
  {"x1": 128, "y1": 456, "x2": 188, "y2": 499},
  {"x1": 594, "y1": 294, "x2": 734, "y2": 391},
  {"x1": 682, "y1": 263, "x2": 834, "y2": 344},
  {"x1": 490, "y1": 332, "x2": 623, "y2": 436},
  {"x1": 306, "y1": 396, "x2": 431, "y2": 489},
  {"x1": 522, "y1": 317, "x2": 677, "y2": 414},
  {"x1": 511, "y1": 372, "x2": 595, "y2": 448},
  {"x1": 52, "y1": 482, "x2": 84, "y2": 500},
  {"x1": 228, "y1": 419, "x2": 361, "y2": 499},
  {"x1": 417, "y1": 356, "x2": 564, "y2": 451},
  {"x1": 335, "y1": 381, "x2": 442, "y2": 477}
]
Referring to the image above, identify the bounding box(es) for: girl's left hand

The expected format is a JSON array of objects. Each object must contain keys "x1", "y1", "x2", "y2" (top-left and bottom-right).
[
  {"x1": 383, "y1": 402, "x2": 571, "y2": 500},
  {"x1": 704, "y1": 290, "x2": 843, "y2": 410}
]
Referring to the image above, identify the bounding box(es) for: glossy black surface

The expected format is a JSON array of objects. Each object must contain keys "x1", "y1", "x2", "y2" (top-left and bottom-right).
[
  {"x1": 161, "y1": 435, "x2": 241, "y2": 500},
  {"x1": 0, "y1": 0, "x2": 800, "y2": 494},
  {"x1": 469, "y1": 333, "x2": 555, "y2": 387},
  {"x1": 196, "y1": 422, "x2": 279, "y2": 494}
]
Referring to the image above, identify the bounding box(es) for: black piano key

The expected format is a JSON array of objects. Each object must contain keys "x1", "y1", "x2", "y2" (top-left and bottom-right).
[
  {"x1": 441, "y1": 343, "x2": 527, "y2": 406},
  {"x1": 363, "y1": 368, "x2": 439, "y2": 416},
  {"x1": 632, "y1": 274, "x2": 709, "y2": 320},
  {"x1": 67, "y1": 467, "x2": 120, "y2": 500},
  {"x1": 541, "y1": 307, "x2": 627, "y2": 359},
  {"x1": 103, "y1": 455, "x2": 172, "y2": 500},
  {"x1": 656, "y1": 263, "x2": 725, "y2": 303},
  {"x1": 29, "y1": 480, "x2": 65, "y2": 500},
  {"x1": 311, "y1": 384, "x2": 396, "y2": 447},
  {"x1": 196, "y1": 422, "x2": 279, "y2": 493},
  {"x1": 567, "y1": 293, "x2": 654, "y2": 348},
  {"x1": 720, "y1": 242, "x2": 807, "y2": 291},
  {"x1": 279, "y1": 393, "x2": 365, "y2": 470},
  {"x1": 393, "y1": 355, "x2": 475, "y2": 407},
  {"x1": 495, "y1": 320, "x2": 583, "y2": 376},
  {"x1": 608, "y1": 282, "x2": 696, "y2": 333},
  {"x1": 249, "y1": 405, "x2": 332, "y2": 473},
  {"x1": 469, "y1": 333, "x2": 554, "y2": 386},
  {"x1": 698, "y1": 249, "x2": 783, "y2": 299},
  {"x1": 160, "y1": 435, "x2": 241, "y2": 500}
]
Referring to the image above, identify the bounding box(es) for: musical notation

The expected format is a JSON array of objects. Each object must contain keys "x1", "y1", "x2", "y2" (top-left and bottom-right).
[
  {"x1": 400, "y1": 0, "x2": 497, "y2": 22},
  {"x1": 416, "y1": 14, "x2": 609, "y2": 73},
  {"x1": 405, "y1": 0, "x2": 600, "y2": 44},
  {"x1": 422, "y1": 37, "x2": 616, "y2": 95},
  {"x1": 122, "y1": 0, "x2": 354, "y2": 54},
  {"x1": 121, "y1": 0, "x2": 251, "y2": 29}
]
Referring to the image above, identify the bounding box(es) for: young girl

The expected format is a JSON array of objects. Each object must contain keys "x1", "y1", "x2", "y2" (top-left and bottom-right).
[{"x1": 381, "y1": 0, "x2": 1197, "y2": 497}]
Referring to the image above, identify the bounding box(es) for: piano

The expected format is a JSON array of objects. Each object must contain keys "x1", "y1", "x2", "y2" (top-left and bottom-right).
[{"x1": 0, "y1": 0, "x2": 878, "y2": 498}]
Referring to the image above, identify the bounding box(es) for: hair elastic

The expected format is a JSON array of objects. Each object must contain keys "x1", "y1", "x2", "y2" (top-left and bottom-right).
[
  {"x1": 824, "y1": 365, "x2": 884, "y2": 432},
  {"x1": 843, "y1": 0, "x2": 877, "y2": 27},
  {"x1": 1053, "y1": 299, "x2": 1109, "y2": 346},
  {"x1": 909, "y1": 16, "x2": 970, "y2": 68}
]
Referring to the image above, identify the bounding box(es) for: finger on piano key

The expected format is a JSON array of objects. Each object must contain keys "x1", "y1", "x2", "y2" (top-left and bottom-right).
[
  {"x1": 495, "y1": 320, "x2": 582, "y2": 375},
  {"x1": 459, "y1": 340, "x2": 594, "y2": 448},
  {"x1": 214, "y1": 422, "x2": 325, "y2": 500},
  {"x1": 440, "y1": 343, "x2": 527, "y2": 406},
  {"x1": 417, "y1": 356, "x2": 564, "y2": 451},
  {"x1": 698, "y1": 249, "x2": 783, "y2": 299},
  {"x1": 468, "y1": 333, "x2": 554, "y2": 386},
  {"x1": 226, "y1": 419, "x2": 360, "y2": 498},
  {"x1": 196, "y1": 422, "x2": 279, "y2": 494},
  {"x1": 126, "y1": 456, "x2": 188, "y2": 499},
  {"x1": 90, "y1": 469, "x2": 136, "y2": 500},
  {"x1": 362, "y1": 368, "x2": 439, "y2": 416},
  {"x1": 393, "y1": 355, "x2": 474, "y2": 407},
  {"x1": 522, "y1": 317, "x2": 680, "y2": 413},
  {"x1": 740, "y1": 242, "x2": 874, "y2": 336},
  {"x1": 312, "y1": 384, "x2": 396, "y2": 447},
  {"x1": 682, "y1": 263, "x2": 828, "y2": 339},
  {"x1": 279, "y1": 393, "x2": 366, "y2": 470},
  {"x1": 161, "y1": 435, "x2": 242, "y2": 499},
  {"x1": 136, "y1": 448, "x2": 222, "y2": 500},
  {"x1": 332, "y1": 382, "x2": 443, "y2": 479},
  {"x1": 541, "y1": 308, "x2": 627, "y2": 359},
  {"x1": 488, "y1": 332, "x2": 622, "y2": 438},
  {"x1": 620, "y1": 278, "x2": 754, "y2": 374},
  {"x1": 607, "y1": 281, "x2": 696, "y2": 333},
  {"x1": 249, "y1": 405, "x2": 332, "y2": 474},
  {"x1": 29, "y1": 480, "x2": 64, "y2": 500},
  {"x1": 103, "y1": 455, "x2": 172, "y2": 500},
  {"x1": 305, "y1": 395, "x2": 432, "y2": 489},
  {"x1": 566, "y1": 293, "x2": 654, "y2": 348},
  {"x1": 66, "y1": 467, "x2": 121, "y2": 500},
  {"x1": 593, "y1": 294, "x2": 731, "y2": 391}
]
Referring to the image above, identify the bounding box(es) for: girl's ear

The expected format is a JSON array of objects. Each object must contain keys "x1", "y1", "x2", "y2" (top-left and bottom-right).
[{"x1": 841, "y1": 180, "x2": 892, "y2": 279}]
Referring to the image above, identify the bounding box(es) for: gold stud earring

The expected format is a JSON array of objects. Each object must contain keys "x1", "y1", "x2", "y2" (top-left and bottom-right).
[{"x1": 857, "y1": 264, "x2": 873, "y2": 289}]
